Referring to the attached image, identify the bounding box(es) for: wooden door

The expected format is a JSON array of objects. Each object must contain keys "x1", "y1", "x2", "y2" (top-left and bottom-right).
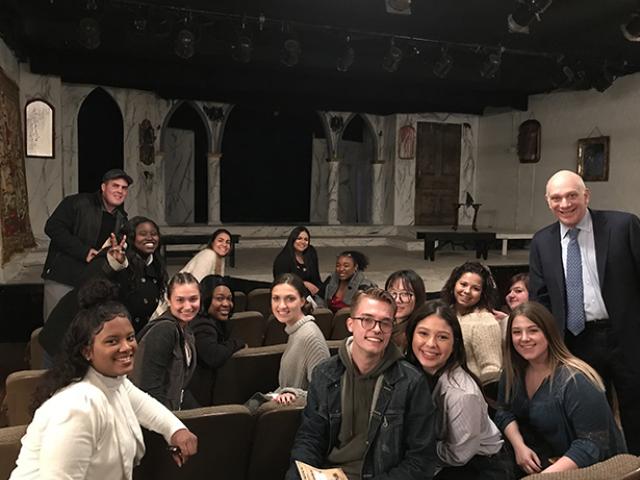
[{"x1": 414, "y1": 122, "x2": 461, "y2": 226}]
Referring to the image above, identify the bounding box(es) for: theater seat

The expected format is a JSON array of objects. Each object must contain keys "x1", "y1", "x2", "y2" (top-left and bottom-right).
[
  {"x1": 211, "y1": 344, "x2": 285, "y2": 405},
  {"x1": 29, "y1": 327, "x2": 45, "y2": 370},
  {"x1": 246, "y1": 289, "x2": 271, "y2": 319},
  {"x1": 312, "y1": 308, "x2": 333, "y2": 339},
  {"x1": 229, "y1": 311, "x2": 266, "y2": 348},
  {"x1": 233, "y1": 291, "x2": 247, "y2": 313},
  {"x1": 134, "y1": 405, "x2": 253, "y2": 480},
  {"x1": 523, "y1": 454, "x2": 640, "y2": 480},
  {"x1": 4, "y1": 370, "x2": 46, "y2": 426},
  {"x1": 247, "y1": 402, "x2": 305, "y2": 480},
  {"x1": 0, "y1": 425, "x2": 27, "y2": 479},
  {"x1": 330, "y1": 307, "x2": 351, "y2": 340},
  {"x1": 263, "y1": 315, "x2": 288, "y2": 346}
]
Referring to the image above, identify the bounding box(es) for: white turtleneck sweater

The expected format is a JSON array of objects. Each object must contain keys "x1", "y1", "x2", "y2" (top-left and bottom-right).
[{"x1": 10, "y1": 367, "x2": 185, "y2": 480}]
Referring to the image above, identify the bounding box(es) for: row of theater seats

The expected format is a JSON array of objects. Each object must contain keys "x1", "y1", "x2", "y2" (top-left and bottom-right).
[{"x1": 0, "y1": 401, "x2": 305, "y2": 480}]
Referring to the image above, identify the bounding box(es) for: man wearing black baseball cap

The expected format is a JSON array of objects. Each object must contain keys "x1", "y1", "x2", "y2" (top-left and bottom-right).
[{"x1": 41, "y1": 169, "x2": 133, "y2": 321}]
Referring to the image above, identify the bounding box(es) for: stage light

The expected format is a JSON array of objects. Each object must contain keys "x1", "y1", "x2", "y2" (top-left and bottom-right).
[
  {"x1": 433, "y1": 46, "x2": 453, "y2": 79},
  {"x1": 621, "y1": 13, "x2": 640, "y2": 41},
  {"x1": 507, "y1": 0, "x2": 552, "y2": 34},
  {"x1": 281, "y1": 38, "x2": 302, "y2": 67},
  {"x1": 77, "y1": 17, "x2": 101, "y2": 49},
  {"x1": 480, "y1": 48, "x2": 503, "y2": 79},
  {"x1": 174, "y1": 28, "x2": 195, "y2": 59},
  {"x1": 337, "y1": 37, "x2": 355, "y2": 72},
  {"x1": 232, "y1": 34, "x2": 253, "y2": 63},
  {"x1": 385, "y1": 0, "x2": 411, "y2": 15},
  {"x1": 382, "y1": 40, "x2": 403, "y2": 72}
]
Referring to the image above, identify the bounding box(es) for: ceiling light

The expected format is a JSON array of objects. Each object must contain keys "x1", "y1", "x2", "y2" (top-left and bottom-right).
[
  {"x1": 174, "y1": 28, "x2": 195, "y2": 59},
  {"x1": 621, "y1": 13, "x2": 640, "y2": 41},
  {"x1": 480, "y1": 48, "x2": 503, "y2": 79},
  {"x1": 385, "y1": 0, "x2": 412, "y2": 15},
  {"x1": 507, "y1": 0, "x2": 552, "y2": 34},
  {"x1": 382, "y1": 40, "x2": 403, "y2": 72},
  {"x1": 337, "y1": 37, "x2": 355, "y2": 73},
  {"x1": 77, "y1": 17, "x2": 101, "y2": 50},
  {"x1": 281, "y1": 38, "x2": 301, "y2": 67},
  {"x1": 433, "y1": 46, "x2": 453, "y2": 79}
]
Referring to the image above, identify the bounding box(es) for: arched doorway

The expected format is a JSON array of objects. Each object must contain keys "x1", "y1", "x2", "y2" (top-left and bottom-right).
[
  {"x1": 77, "y1": 88, "x2": 123, "y2": 193},
  {"x1": 162, "y1": 102, "x2": 209, "y2": 225},
  {"x1": 220, "y1": 106, "x2": 317, "y2": 223},
  {"x1": 338, "y1": 115, "x2": 375, "y2": 224}
]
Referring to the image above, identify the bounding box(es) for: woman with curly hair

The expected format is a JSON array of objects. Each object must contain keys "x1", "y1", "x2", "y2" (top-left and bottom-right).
[
  {"x1": 11, "y1": 278, "x2": 197, "y2": 479},
  {"x1": 441, "y1": 261, "x2": 502, "y2": 385},
  {"x1": 323, "y1": 250, "x2": 376, "y2": 313}
]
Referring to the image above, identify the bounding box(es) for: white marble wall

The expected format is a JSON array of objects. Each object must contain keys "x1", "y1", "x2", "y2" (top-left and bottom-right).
[
  {"x1": 310, "y1": 138, "x2": 329, "y2": 223},
  {"x1": 164, "y1": 128, "x2": 195, "y2": 224}
]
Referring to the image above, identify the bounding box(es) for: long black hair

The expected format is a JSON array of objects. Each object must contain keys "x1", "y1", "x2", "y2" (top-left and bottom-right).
[
  {"x1": 119, "y1": 216, "x2": 167, "y2": 298},
  {"x1": 272, "y1": 226, "x2": 318, "y2": 278},
  {"x1": 385, "y1": 269, "x2": 427, "y2": 310},
  {"x1": 405, "y1": 299, "x2": 482, "y2": 389},
  {"x1": 31, "y1": 279, "x2": 131, "y2": 413}
]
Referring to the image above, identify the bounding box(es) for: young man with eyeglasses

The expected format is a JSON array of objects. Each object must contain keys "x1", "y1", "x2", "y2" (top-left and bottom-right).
[{"x1": 286, "y1": 288, "x2": 436, "y2": 480}]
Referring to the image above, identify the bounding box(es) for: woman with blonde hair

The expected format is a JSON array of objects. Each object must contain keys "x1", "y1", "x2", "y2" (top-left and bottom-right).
[{"x1": 495, "y1": 302, "x2": 625, "y2": 476}]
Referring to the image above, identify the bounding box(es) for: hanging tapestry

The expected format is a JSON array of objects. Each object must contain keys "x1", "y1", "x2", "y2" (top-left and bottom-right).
[{"x1": 0, "y1": 67, "x2": 36, "y2": 264}]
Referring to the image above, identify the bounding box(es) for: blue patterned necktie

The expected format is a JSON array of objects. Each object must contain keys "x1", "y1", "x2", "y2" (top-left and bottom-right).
[{"x1": 566, "y1": 228, "x2": 586, "y2": 336}]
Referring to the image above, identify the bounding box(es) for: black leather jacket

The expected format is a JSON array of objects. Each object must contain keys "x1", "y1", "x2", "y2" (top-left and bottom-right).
[
  {"x1": 42, "y1": 191, "x2": 127, "y2": 286},
  {"x1": 286, "y1": 353, "x2": 437, "y2": 480}
]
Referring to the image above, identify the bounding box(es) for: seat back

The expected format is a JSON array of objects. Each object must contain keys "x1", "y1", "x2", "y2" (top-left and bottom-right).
[
  {"x1": 229, "y1": 311, "x2": 266, "y2": 348},
  {"x1": 263, "y1": 315, "x2": 288, "y2": 346},
  {"x1": 5, "y1": 370, "x2": 46, "y2": 426},
  {"x1": 134, "y1": 405, "x2": 254, "y2": 480},
  {"x1": 312, "y1": 308, "x2": 333, "y2": 339},
  {"x1": 330, "y1": 307, "x2": 351, "y2": 340},
  {"x1": 246, "y1": 288, "x2": 272, "y2": 319},
  {"x1": 233, "y1": 291, "x2": 247, "y2": 313},
  {"x1": 0, "y1": 425, "x2": 27, "y2": 479},
  {"x1": 30, "y1": 327, "x2": 45, "y2": 370},
  {"x1": 211, "y1": 344, "x2": 285, "y2": 405},
  {"x1": 247, "y1": 403, "x2": 305, "y2": 480}
]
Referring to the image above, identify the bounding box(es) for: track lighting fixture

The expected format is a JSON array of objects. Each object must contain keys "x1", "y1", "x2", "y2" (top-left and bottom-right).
[
  {"x1": 507, "y1": 0, "x2": 552, "y2": 34},
  {"x1": 232, "y1": 30, "x2": 252, "y2": 63},
  {"x1": 621, "y1": 13, "x2": 640, "y2": 41},
  {"x1": 433, "y1": 46, "x2": 453, "y2": 79},
  {"x1": 174, "y1": 28, "x2": 195, "y2": 59},
  {"x1": 382, "y1": 39, "x2": 403, "y2": 72},
  {"x1": 336, "y1": 37, "x2": 355, "y2": 72},
  {"x1": 281, "y1": 38, "x2": 301, "y2": 67},
  {"x1": 480, "y1": 48, "x2": 503, "y2": 79}
]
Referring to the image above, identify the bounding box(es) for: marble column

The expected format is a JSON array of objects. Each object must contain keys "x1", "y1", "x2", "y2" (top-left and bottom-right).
[
  {"x1": 208, "y1": 153, "x2": 221, "y2": 224},
  {"x1": 327, "y1": 158, "x2": 340, "y2": 225},
  {"x1": 371, "y1": 161, "x2": 384, "y2": 225}
]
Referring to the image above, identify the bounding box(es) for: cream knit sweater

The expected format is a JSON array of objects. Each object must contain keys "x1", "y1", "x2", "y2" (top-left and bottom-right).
[{"x1": 457, "y1": 309, "x2": 502, "y2": 385}]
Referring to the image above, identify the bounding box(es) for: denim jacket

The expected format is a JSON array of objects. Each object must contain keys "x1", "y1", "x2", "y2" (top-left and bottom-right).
[{"x1": 286, "y1": 354, "x2": 437, "y2": 480}]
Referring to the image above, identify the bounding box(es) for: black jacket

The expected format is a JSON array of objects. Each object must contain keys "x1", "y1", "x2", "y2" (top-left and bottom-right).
[
  {"x1": 286, "y1": 352, "x2": 437, "y2": 480},
  {"x1": 42, "y1": 191, "x2": 128, "y2": 286}
]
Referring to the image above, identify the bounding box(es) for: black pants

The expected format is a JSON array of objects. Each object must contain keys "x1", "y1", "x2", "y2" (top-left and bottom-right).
[
  {"x1": 434, "y1": 445, "x2": 516, "y2": 480},
  {"x1": 566, "y1": 324, "x2": 640, "y2": 454}
]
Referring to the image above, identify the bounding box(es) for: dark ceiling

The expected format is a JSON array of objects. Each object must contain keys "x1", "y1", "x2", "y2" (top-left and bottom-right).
[{"x1": 1, "y1": 0, "x2": 640, "y2": 114}]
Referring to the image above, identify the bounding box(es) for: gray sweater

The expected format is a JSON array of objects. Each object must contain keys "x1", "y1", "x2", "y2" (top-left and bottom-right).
[{"x1": 277, "y1": 315, "x2": 330, "y2": 398}]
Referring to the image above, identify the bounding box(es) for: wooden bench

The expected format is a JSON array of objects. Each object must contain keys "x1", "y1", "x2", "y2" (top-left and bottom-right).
[
  {"x1": 416, "y1": 230, "x2": 496, "y2": 261},
  {"x1": 495, "y1": 232, "x2": 534, "y2": 256},
  {"x1": 160, "y1": 233, "x2": 241, "y2": 267}
]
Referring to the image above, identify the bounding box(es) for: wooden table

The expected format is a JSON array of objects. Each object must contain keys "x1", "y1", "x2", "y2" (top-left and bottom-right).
[
  {"x1": 161, "y1": 234, "x2": 241, "y2": 267},
  {"x1": 416, "y1": 231, "x2": 496, "y2": 261}
]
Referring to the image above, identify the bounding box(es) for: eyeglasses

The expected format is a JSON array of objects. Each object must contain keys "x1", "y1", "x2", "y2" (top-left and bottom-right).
[
  {"x1": 352, "y1": 316, "x2": 395, "y2": 333},
  {"x1": 388, "y1": 291, "x2": 414, "y2": 303}
]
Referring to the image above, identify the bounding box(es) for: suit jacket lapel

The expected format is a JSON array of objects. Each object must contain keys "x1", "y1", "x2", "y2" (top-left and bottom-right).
[
  {"x1": 591, "y1": 209, "x2": 609, "y2": 287},
  {"x1": 548, "y1": 222, "x2": 565, "y2": 296}
]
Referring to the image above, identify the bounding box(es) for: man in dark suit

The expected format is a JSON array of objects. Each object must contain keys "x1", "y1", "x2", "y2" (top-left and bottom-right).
[{"x1": 530, "y1": 169, "x2": 640, "y2": 454}]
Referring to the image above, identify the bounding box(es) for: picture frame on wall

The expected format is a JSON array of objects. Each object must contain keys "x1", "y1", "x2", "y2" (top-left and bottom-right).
[{"x1": 577, "y1": 136, "x2": 609, "y2": 182}]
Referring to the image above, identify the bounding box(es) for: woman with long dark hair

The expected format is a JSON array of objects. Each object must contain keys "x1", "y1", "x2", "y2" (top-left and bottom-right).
[
  {"x1": 39, "y1": 216, "x2": 168, "y2": 362},
  {"x1": 495, "y1": 302, "x2": 625, "y2": 476},
  {"x1": 385, "y1": 269, "x2": 427, "y2": 352},
  {"x1": 441, "y1": 261, "x2": 502, "y2": 385},
  {"x1": 272, "y1": 226, "x2": 322, "y2": 297},
  {"x1": 187, "y1": 275, "x2": 245, "y2": 406},
  {"x1": 10, "y1": 279, "x2": 197, "y2": 479},
  {"x1": 406, "y1": 300, "x2": 513, "y2": 480}
]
